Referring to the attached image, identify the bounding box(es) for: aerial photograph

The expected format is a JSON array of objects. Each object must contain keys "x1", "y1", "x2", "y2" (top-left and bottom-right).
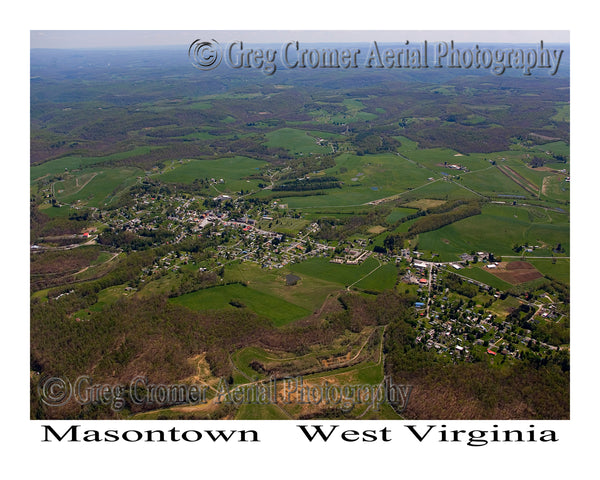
[{"x1": 30, "y1": 31, "x2": 570, "y2": 420}]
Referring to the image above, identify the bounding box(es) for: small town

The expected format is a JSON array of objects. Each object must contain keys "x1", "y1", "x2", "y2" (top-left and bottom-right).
[{"x1": 33, "y1": 179, "x2": 568, "y2": 367}]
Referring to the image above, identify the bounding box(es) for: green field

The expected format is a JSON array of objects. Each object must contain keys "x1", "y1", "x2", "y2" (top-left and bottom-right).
[
  {"x1": 533, "y1": 141, "x2": 570, "y2": 158},
  {"x1": 448, "y1": 266, "x2": 513, "y2": 290},
  {"x1": 265, "y1": 128, "x2": 331, "y2": 155},
  {"x1": 169, "y1": 283, "x2": 311, "y2": 326},
  {"x1": 528, "y1": 258, "x2": 570, "y2": 285},
  {"x1": 396, "y1": 136, "x2": 488, "y2": 170},
  {"x1": 400, "y1": 179, "x2": 481, "y2": 201},
  {"x1": 159, "y1": 156, "x2": 267, "y2": 192},
  {"x1": 30, "y1": 147, "x2": 154, "y2": 183},
  {"x1": 224, "y1": 262, "x2": 342, "y2": 312},
  {"x1": 301, "y1": 205, "x2": 377, "y2": 221},
  {"x1": 417, "y1": 204, "x2": 569, "y2": 261},
  {"x1": 540, "y1": 175, "x2": 570, "y2": 203},
  {"x1": 288, "y1": 256, "x2": 394, "y2": 291},
  {"x1": 38, "y1": 204, "x2": 76, "y2": 218},
  {"x1": 458, "y1": 166, "x2": 536, "y2": 197},
  {"x1": 386, "y1": 207, "x2": 418, "y2": 224},
  {"x1": 54, "y1": 167, "x2": 142, "y2": 207},
  {"x1": 551, "y1": 103, "x2": 570, "y2": 123},
  {"x1": 74, "y1": 283, "x2": 132, "y2": 318},
  {"x1": 265, "y1": 145, "x2": 549, "y2": 208},
  {"x1": 234, "y1": 402, "x2": 289, "y2": 420},
  {"x1": 353, "y1": 263, "x2": 399, "y2": 291},
  {"x1": 307, "y1": 98, "x2": 378, "y2": 124},
  {"x1": 276, "y1": 152, "x2": 436, "y2": 208}
]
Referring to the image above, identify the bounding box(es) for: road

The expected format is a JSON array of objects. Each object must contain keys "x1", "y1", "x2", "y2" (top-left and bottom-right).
[{"x1": 426, "y1": 264, "x2": 433, "y2": 318}]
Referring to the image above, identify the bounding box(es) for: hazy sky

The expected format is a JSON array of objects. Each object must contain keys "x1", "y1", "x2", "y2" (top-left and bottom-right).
[{"x1": 30, "y1": 30, "x2": 569, "y2": 49}]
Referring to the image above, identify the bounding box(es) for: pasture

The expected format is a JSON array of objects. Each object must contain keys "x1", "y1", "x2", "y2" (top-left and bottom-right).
[
  {"x1": 265, "y1": 128, "x2": 331, "y2": 155},
  {"x1": 386, "y1": 207, "x2": 418, "y2": 224},
  {"x1": 223, "y1": 261, "x2": 342, "y2": 312},
  {"x1": 159, "y1": 156, "x2": 268, "y2": 192},
  {"x1": 54, "y1": 167, "x2": 142, "y2": 207},
  {"x1": 288, "y1": 256, "x2": 396, "y2": 292},
  {"x1": 30, "y1": 147, "x2": 153, "y2": 183},
  {"x1": 528, "y1": 258, "x2": 570, "y2": 285},
  {"x1": 170, "y1": 283, "x2": 311, "y2": 327},
  {"x1": 417, "y1": 204, "x2": 569, "y2": 261}
]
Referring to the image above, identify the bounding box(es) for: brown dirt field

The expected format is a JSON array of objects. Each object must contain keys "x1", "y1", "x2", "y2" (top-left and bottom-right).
[
  {"x1": 368, "y1": 225, "x2": 387, "y2": 234},
  {"x1": 404, "y1": 199, "x2": 447, "y2": 210},
  {"x1": 528, "y1": 166, "x2": 560, "y2": 173},
  {"x1": 529, "y1": 132, "x2": 561, "y2": 141},
  {"x1": 487, "y1": 261, "x2": 543, "y2": 285}
]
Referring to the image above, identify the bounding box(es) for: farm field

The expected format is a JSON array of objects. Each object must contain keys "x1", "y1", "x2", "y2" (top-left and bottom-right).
[
  {"x1": 442, "y1": 265, "x2": 513, "y2": 291},
  {"x1": 288, "y1": 256, "x2": 389, "y2": 289},
  {"x1": 458, "y1": 166, "x2": 536, "y2": 197},
  {"x1": 159, "y1": 156, "x2": 267, "y2": 190},
  {"x1": 528, "y1": 258, "x2": 570, "y2": 285},
  {"x1": 223, "y1": 262, "x2": 342, "y2": 312},
  {"x1": 353, "y1": 263, "x2": 399, "y2": 291},
  {"x1": 307, "y1": 98, "x2": 378, "y2": 124},
  {"x1": 279, "y1": 152, "x2": 438, "y2": 208},
  {"x1": 386, "y1": 207, "x2": 418, "y2": 224},
  {"x1": 265, "y1": 128, "x2": 331, "y2": 155},
  {"x1": 30, "y1": 147, "x2": 154, "y2": 183},
  {"x1": 301, "y1": 205, "x2": 377, "y2": 221},
  {"x1": 169, "y1": 283, "x2": 311, "y2": 326},
  {"x1": 417, "y1": 204, "x2": 569, "y2": 261},
  {"x1": 54, "y1": 166, "x2": 142, "y2": 207},
  {"x1": 486, "y1": 261, "x2": 544, "y2": 285}
]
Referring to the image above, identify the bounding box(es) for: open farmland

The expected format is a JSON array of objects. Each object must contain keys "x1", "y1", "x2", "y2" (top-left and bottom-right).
[
  {"x1": 417, "y1": 204, "x2": 569, "y2": 261},
  {"x1": 169, "y1": 283, "x2": 311, "y2": 327},
  {"x1": 265, "y1": 128, "x2": 332, "y2": 155},
  {"x1": 486, "y1": 261, "x2": 544, "y2": 285},
  {"x1": 54, "y1": 167, "x2": 142, "y2": 207},
  {"x1": 30, "y1": 43, "x2": 570, "y2": 422},
  {"x1": 159, "y1": 156, "x2": 267, "y2": 191}
]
